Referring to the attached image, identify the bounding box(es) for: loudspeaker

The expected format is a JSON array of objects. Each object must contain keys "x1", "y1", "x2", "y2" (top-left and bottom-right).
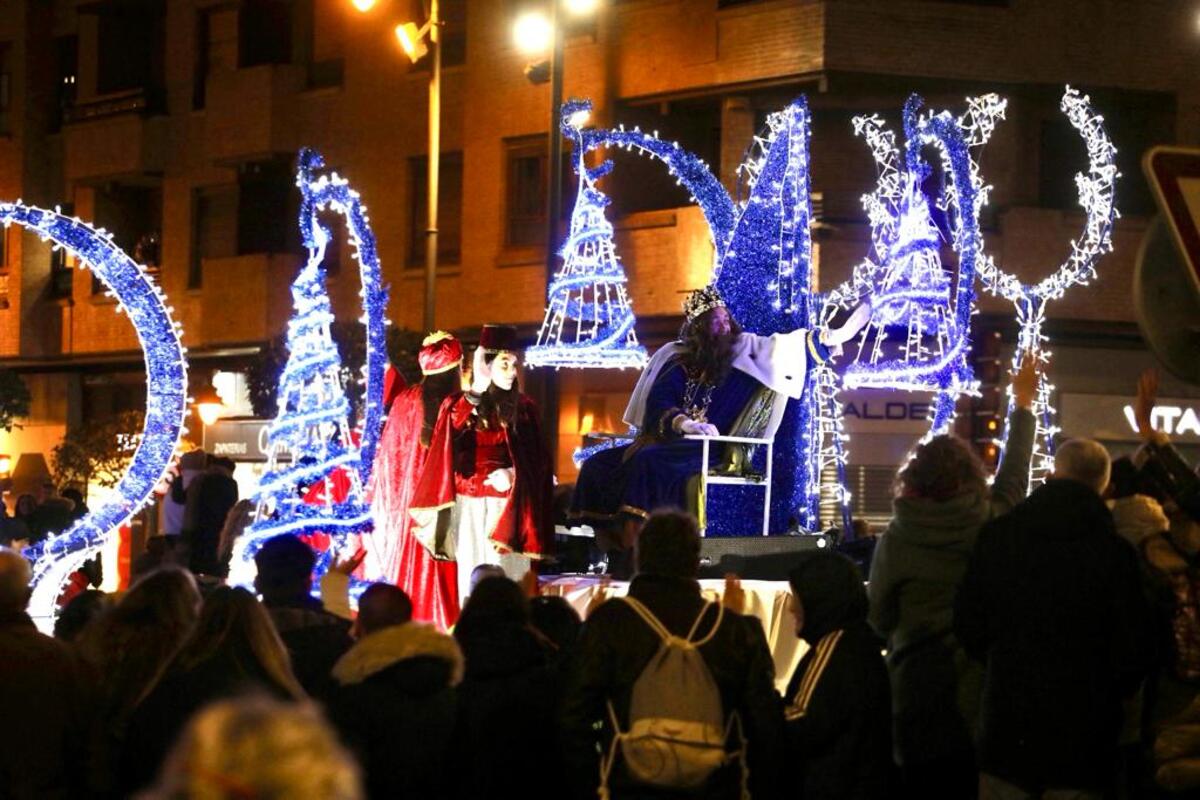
[{"x1": 697, "y1": 535, "x2": 829, "y2": 580}]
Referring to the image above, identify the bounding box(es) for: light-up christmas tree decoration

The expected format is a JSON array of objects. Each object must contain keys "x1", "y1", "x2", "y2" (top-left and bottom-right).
[
  {"x1": 982, "y1": 87, "x2": 1118, "y2": 488},
  {"x1": 527, "y1": 142, "x2": 646, "y2": 369},
  {"x1": 0, "y1": 203, "x2": 188, "y2": 629},
  {"x1": 832, "y1": 94, "x2": 1006, "y2": 438},
  {"x1": 230, "y1": 149, "x2": 388, "y2": 589}
]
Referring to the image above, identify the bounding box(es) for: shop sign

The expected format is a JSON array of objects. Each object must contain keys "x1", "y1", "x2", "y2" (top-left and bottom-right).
[
  {"x1": 840, "y1": 391, "x2": 934, "y2": 434},
  {"x1": 1059, "y1": 393, "x2": 1200, "y2": 444},
  {"x1": 203, "y1": 419, "x2": 291, "y2": 462}
]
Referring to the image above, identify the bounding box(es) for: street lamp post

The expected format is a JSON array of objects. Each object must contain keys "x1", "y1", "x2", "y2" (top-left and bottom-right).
[{"x1": 356, "y1": 0, "x2": 441, "y2": 331}]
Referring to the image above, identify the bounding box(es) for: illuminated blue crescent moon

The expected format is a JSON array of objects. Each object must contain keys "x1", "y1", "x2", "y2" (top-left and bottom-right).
[{"x1": 0, "y1": 203, "x2": 188, "y2": 629}]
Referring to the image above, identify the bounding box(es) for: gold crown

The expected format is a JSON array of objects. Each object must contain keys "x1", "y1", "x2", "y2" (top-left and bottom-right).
[
  {"x1": 422, "y1": 330, "x2": 454, "y2": 347},
  {"x1": 682, "y1": 286, "x2": 726, "y2": 322}
]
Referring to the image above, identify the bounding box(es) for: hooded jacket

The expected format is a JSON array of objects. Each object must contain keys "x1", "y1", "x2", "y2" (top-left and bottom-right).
[
  {"x1": 867, "y1": 406, "x2": 1034, "y2": 764},
  {"x1": 785, "y1": 551, "x2": 892, "y2": 799},
  {"x1": 954, "y1": 478, "x2": 1155, "y2": 792},
  {"x1": 327, "y1": 623, "x2": 463, "y2": 799}
]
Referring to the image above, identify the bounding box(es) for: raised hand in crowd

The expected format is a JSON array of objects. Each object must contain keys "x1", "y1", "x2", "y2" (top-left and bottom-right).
[
  {"x1": 1135, "y1": 367, "x2": 1159, "y2": 441},
  {"x1": 1012, "y1": 351, "x2": 1040, "y2": 410},
  {"x1": 722, "y1": 573, "x2": 746, "y2": 615}
]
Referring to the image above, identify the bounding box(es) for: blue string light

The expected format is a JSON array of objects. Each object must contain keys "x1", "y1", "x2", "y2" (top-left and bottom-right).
[
  {"x1": 229, "y1": 149, "x2": 388, "y2": 590},
  {"x1": 0, "y1": 203, "x2": 188, "y2": 627}
]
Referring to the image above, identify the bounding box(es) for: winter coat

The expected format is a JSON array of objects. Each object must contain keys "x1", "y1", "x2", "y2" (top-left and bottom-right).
[
  {"x1": 867, "y1": 406, "x2": 1034, "y2": 765},
  {"x1": 0, "y1": 610, "x2": 97, "y2": 799},
  {"x1": 119, "y1": 650, "x2": 297, "y2": 796},
  {"x1": 785, "y1": 551, "x2": 892, "y2": 799},
  {"x1": 451, "y1": 620, "x2": 565, "y2": 800},
  {"x1": 560, "y1": 574, "x2": 783, "y2": 800},
  {"x1": 264, "y1": 596, "x2": 353, "y2": 698},
  {"x1": 954, "y1": 478, "x2": 1156, "y2": 793},
  {"x1": 327, "y1": 623, "x2": 463, "y2": 799}
]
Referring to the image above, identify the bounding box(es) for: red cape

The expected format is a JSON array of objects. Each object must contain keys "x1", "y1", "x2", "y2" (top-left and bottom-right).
[{"x1": 410, "y1": 392, "x2": 554, "y2": 561}]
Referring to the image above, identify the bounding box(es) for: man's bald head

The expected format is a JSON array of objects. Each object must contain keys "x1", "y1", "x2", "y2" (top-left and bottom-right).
[
  {"x1": 1053, "y1": 438, "x2": 1112, "y2": 495},
  {"x1": 0, "y1": 547, "x2": 32, "y2": 614},
  {"x1": 355, "y1": 583, "x2": 413, "y2": 637}
]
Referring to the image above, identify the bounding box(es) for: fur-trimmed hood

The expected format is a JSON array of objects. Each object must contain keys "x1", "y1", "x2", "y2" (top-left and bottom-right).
[{"x1": 333, "y1": 622, "x2": 464, "y2": 687}]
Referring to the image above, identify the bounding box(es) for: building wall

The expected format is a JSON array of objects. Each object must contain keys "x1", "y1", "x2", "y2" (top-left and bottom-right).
[{"x1": 0, "y1": 0, "x2": 1194, "y2": 480}]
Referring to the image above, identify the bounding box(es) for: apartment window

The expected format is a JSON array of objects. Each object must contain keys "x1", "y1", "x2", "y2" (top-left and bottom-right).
[
  {"x1": 408, "y1": 152, "x2": 464, "y2": 267},
  {"x1": 0, "y1": 43, "x2": 11, "y2": 136},
  {"x1": 193, "y1": 10, "x2": 211, "y2": 110},
  {"x1": 49, "y1": 204, "x2": 74, "y2": 300},
  {"x1": 52, "y1": 37, "x2": 78, "y2": 132},
  {"x1": 239, "y1": 0, "x2": 293, "y2": 68},
  {"x1": 237, "y1": 158, "x2": 298, "y2": 255},
  {"x1": 191, "y1": 185, "x2": 238, "y2": 290},
  {"x1": 96, "y1": 3, "x2": 164, "y2": 97},
  {"x1": 93, "y1": 186, "x2": 162, "y2": 294},
  {"x1": 503, "y1": 137, "x2": 571, "y2": 249}
]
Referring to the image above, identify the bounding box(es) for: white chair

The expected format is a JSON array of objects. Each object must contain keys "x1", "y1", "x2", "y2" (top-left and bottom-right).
[{"x1": 685, "y1": 387, "x2": 790, "y2": 537}]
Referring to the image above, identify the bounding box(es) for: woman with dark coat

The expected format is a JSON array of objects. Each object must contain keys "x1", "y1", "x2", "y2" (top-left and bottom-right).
[
  {"x1": 119, "y1": 586, "x2": 305, "y2": 795},
  {"x1": 785, "y1": 550, "x2": 892, "y2": 799},
  {"x1": 451, "y1": 576, "x2": 564, "y2": 799},
  {"x1": 866, "y1": 357, "x2": 1038, "y2": 797}
]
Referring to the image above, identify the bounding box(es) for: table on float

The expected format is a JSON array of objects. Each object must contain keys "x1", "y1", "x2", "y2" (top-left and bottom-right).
[{"x1": 542, "y1": 576, "x2": 807, "y2": 692}]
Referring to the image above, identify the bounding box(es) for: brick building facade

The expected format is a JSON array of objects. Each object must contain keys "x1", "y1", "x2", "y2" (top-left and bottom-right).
[{"x1": 0, "y1": 0, "x2": 1196, "y2": 517}]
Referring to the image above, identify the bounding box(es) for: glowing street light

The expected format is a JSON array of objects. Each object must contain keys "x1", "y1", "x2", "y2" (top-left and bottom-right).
[
  {"x1": 564, "y1": 0, "x2": 600, "y2": 14},
  {"x1": 394, "y1": 21, "x2": 430, "y2": 63},
  {"x1": 193, "y1": 383, "x2": 225, "y2": 427},
  {"x1": 513, "y1": 11, "x2": 553, "y2": 55},
  {"x1": 350, "y1": 0, "x2": 376, "y2": 11}
]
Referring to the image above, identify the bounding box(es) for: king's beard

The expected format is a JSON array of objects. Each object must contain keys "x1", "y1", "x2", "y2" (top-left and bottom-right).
[{"x1": 683, "y1": 327, "x2": 739, "y2": 385}]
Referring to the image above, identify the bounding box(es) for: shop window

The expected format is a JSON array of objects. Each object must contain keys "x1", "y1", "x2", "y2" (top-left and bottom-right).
[
  {"x1": 408, "y1": 152, "x2": 464, "y2": 267},
  {"x1": 191, "y1": 185, "x2": 238, "y2": 289}
]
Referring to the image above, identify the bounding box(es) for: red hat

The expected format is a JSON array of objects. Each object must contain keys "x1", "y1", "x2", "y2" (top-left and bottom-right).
[
  {"x1": 479, "y1": 324, "x2": 519, "y2": 354},
  {"x1": 419, "y1": 331, "x2": 463, "y2": 375}
]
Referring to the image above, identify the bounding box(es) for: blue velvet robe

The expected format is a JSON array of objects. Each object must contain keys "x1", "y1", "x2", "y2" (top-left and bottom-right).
[{"x1": 571, "y1": 358, "x2": 760, "y2": 518}]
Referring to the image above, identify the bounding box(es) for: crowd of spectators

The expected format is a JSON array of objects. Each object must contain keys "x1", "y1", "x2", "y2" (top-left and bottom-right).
[{"x1": 0, "y1": 366, "x2": 1198, "y2": 799}]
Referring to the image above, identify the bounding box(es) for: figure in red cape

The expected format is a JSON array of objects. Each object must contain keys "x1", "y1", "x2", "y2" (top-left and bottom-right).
[
  {"x1": 410, "y1": 324, "x2": 554, "y2": 606},
  {"x1": 366, "y1": 332, "x2": 464, "y2": 629}
]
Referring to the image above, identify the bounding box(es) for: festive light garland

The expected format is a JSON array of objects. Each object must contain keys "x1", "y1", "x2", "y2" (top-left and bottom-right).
[
  {"x1": 527, "y1": 124, "x2": 647, "y2": 370},
  {"x1": 987, "y1": 87, "x2": 1119, "y2": 487},
  {"x1": 229, "y1": 149, "x2": 388, "y2": 590},
  {"x1": 829, "y1": 94, "x2": 1003, "y2": 439},
  {"x1": 0, "y1": 204, "x2": 188, "y2": 629},
  {"x1": 563, "y1": 99, "x2": 737, "y2": 264}
]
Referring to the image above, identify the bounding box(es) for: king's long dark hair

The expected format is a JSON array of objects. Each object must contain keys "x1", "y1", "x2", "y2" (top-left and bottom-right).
[{"x1": 680, "y1": 309, "x2": 742, "y2": 385}]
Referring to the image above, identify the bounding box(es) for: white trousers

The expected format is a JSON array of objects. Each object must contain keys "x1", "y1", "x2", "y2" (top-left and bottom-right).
[{"x1": 451, "y1": 495, "x2": 531, "y2": 608}]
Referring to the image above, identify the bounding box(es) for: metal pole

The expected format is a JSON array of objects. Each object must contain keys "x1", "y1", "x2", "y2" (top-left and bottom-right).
[
  {"x1": 541, "y1": 2, "x2": 565, "y2": 466},
  {"x1": 423, "y1": 0, "x2": 441, "y2": 332}
]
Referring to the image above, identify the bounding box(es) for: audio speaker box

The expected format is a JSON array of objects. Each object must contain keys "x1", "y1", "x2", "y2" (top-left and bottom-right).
[{"x1": 697, "y1": 535, "x2": 827, "y2": 580}]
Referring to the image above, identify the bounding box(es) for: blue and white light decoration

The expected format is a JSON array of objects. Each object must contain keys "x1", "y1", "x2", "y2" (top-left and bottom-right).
[
  {"x1": 229, "y1": 149, "x2": 389, "y2": 591},
  {"x1": 827, "y1": 94, "x2": 1006, "y2": 439},
  {"x1": 983, "y1": 87, "x2": 1118, "y2": 488},
  {"x1": 527, "y1": 113, "x2": 647, "y2": 370},
  {"x1": 0, "y1": 203, "x2": 188, "y2": 630},
  {"x1": 711, "y1": 97, "x2": 848, "y2": 533}
]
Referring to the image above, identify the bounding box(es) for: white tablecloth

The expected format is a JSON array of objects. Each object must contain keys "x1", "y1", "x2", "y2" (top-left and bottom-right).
[{"x1": 542, "y1": 576, "x2": 807, "y2": 692}]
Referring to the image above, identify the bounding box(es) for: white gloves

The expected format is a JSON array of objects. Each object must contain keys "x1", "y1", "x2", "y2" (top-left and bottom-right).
[
  {"x1": 471, "y1": 346, "x2": 491, "y2": 393},
  {"x1": 677, "y1": 417, "x2": 719, "y2": 437},
  {"x1": 484, "y1": 467, "x2": 515, "y2": 493},
  {"x1": 820, "y1": 302, "x2": 873, "y2": 349}
]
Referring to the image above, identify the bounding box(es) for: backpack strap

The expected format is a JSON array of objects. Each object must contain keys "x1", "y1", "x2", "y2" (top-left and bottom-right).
[{"x1": 620, "y1": 595, "x2": 725, "y2": 647}]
